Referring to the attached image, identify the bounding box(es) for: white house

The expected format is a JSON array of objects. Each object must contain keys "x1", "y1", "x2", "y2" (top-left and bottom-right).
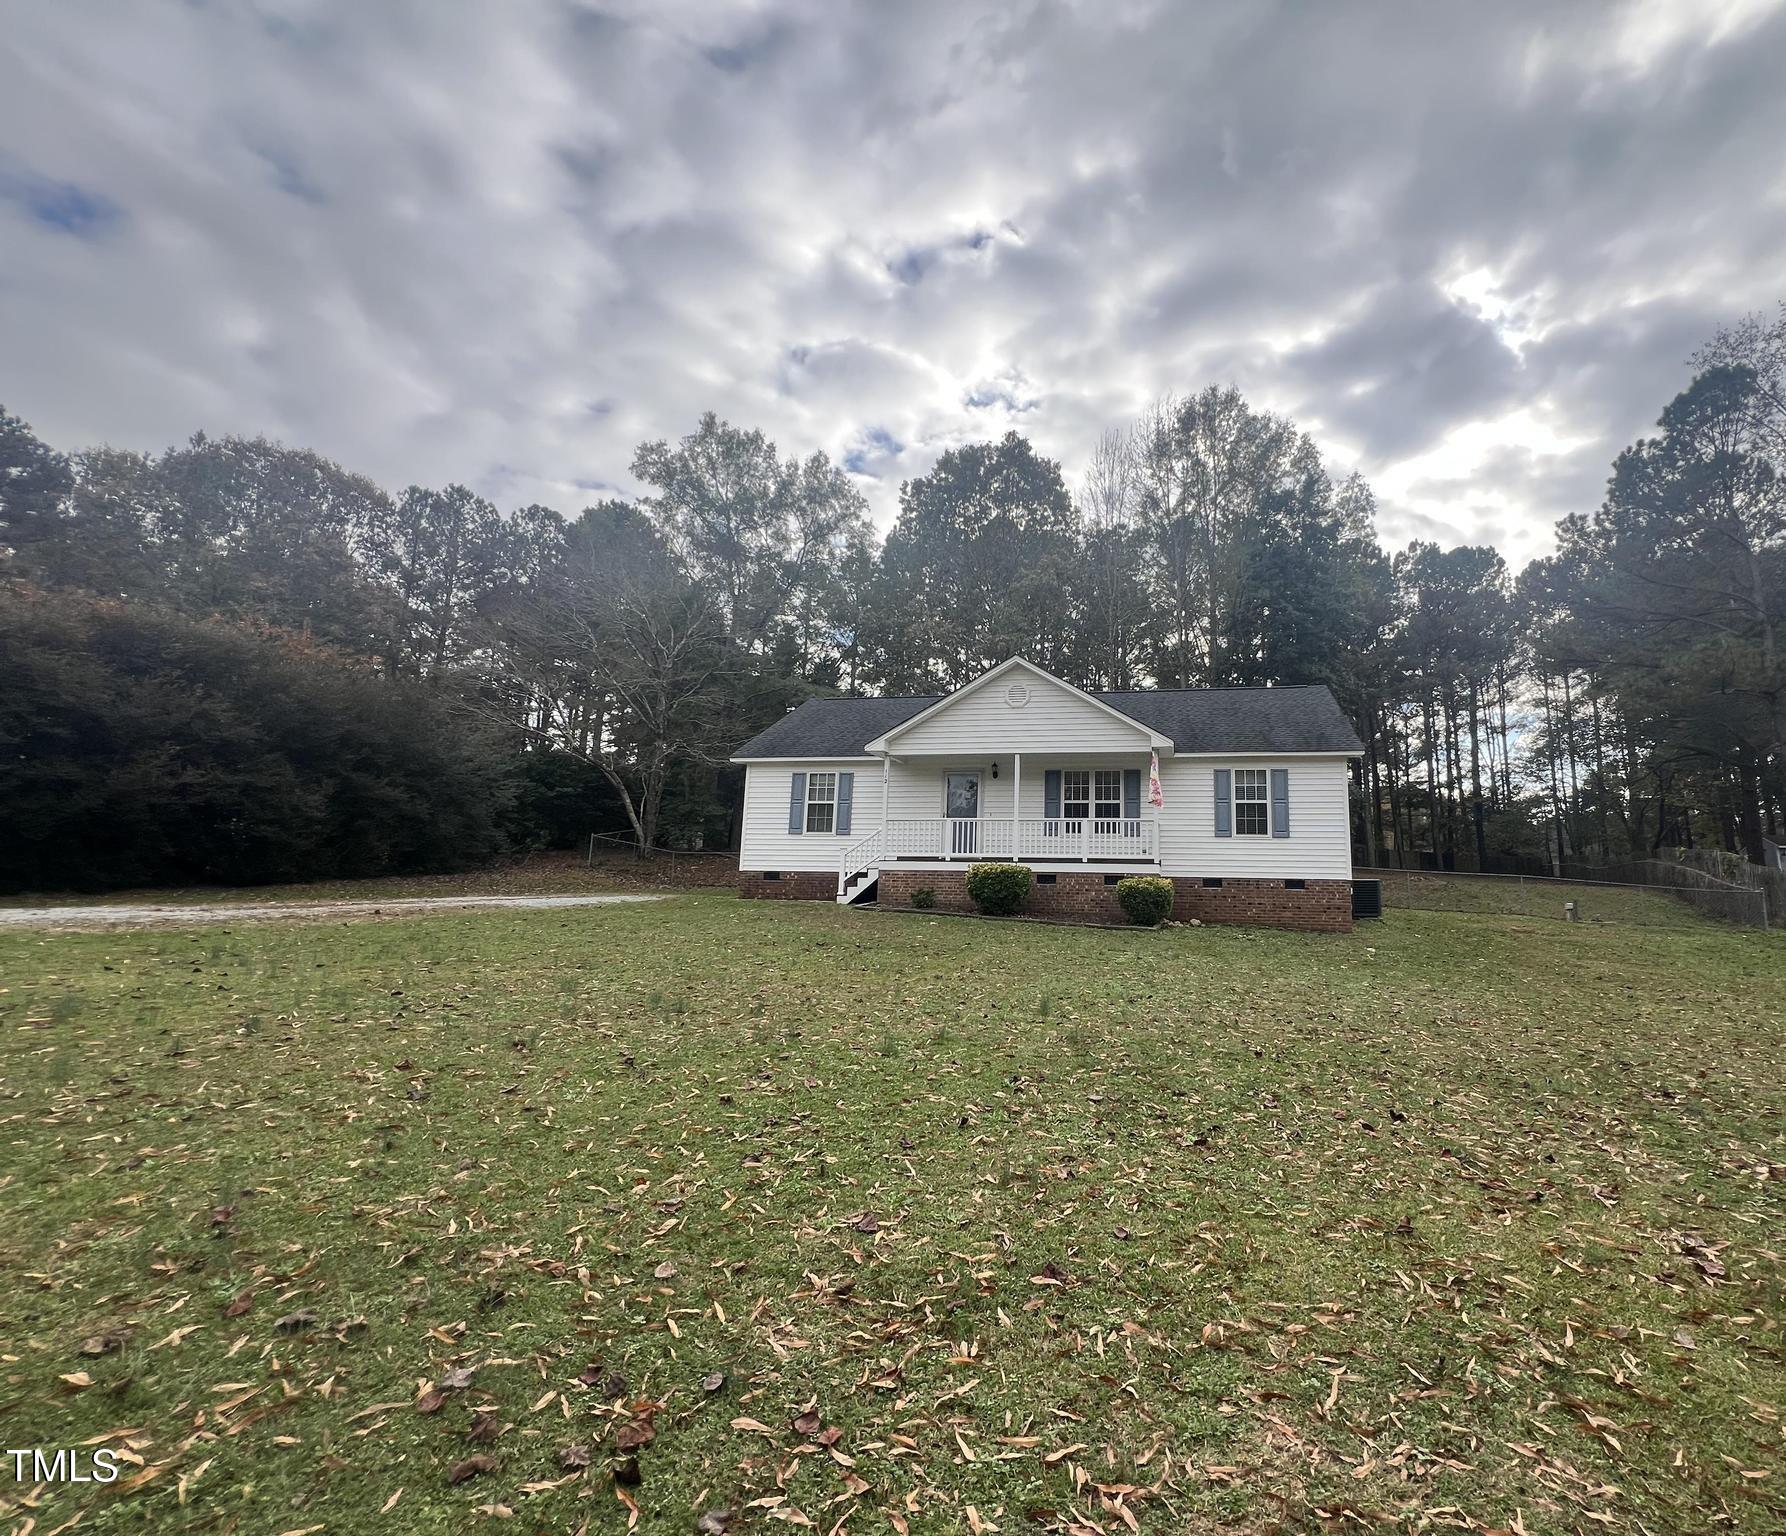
[{"x1": 730, "y1": 657, "x2": 1364, "y2": 931}]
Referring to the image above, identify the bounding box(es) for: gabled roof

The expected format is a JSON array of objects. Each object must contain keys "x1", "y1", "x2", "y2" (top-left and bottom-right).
[
  {"x1": 731, "y1": 676, "x2": 1364, "y2": 760},
  {"x1": 731, "y1": 695, "x2": 938, "y2": 760},
  {"x1": 865, "y1": 657, "x2": 1170, "y2": 752}
]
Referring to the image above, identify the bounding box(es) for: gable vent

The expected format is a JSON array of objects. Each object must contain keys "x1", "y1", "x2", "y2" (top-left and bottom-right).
[{"x1": 1004, "y1": 682, "x2": 1032, "y2": 708}]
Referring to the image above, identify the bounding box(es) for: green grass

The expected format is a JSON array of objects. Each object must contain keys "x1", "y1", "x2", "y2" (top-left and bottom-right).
[
  {"x1": 0, "y1": 849, "x2": 731, "y2": 908},
  {"x1": 1, "y1": 895, "x2": 1781, "y2": 1534},
  {"x1": 1373, "y1": 870, "x2": 1715, "y2": 927}
]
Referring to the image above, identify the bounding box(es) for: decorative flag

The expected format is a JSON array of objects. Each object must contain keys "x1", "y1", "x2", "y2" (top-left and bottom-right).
[{"x1": 1148, "y1": 751, "x2": 1165, "y2": 808}]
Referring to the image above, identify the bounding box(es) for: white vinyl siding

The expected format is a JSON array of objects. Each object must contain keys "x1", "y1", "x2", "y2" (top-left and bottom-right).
[
  {"x1": 739, "y1": 761, "x2": 879, "y2": 872},
  {"x1": 886, "y1": 670, "x2": 1152, "y2": 754},
  {"x1": 1156, "y1": 757, "x2": 1352, "y2": 879},
  {"x1": 740, "y1": 753, "x2": 1355, "y2": 881}
]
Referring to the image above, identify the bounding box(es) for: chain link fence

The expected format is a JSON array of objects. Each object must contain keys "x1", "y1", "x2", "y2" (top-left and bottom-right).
[
  {"x1": 1356, "y1": 865, "x2": 1769, "y2": 929},
  {"x1": 581, "y1": 831, "x2": 738, "y2": 889}
]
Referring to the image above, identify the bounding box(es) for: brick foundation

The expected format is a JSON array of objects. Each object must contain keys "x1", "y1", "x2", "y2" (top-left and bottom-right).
[
  {"x1": 737, "y1": 870, "x2": 837, "y2": 901},
  {"x1": 876, "y1": 869, "x2": 1351, "y2": 932},
  {"x1": 1169, "y1": 877, "x2": 1351, "y2": 932}
]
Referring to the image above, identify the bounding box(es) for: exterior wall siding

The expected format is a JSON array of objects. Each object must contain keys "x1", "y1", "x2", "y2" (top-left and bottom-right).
[
  {"x1": 1155, "y1": 756, "x2": 1353, "y2": 881},
  {"x1": 885, "y1": 672, "x2": 1154, "y2": 754},
  {"x1": 738, "y1": 753, "x2": 1355, "y2": 884},
  {"x1": 737, "y1": 758, "x2": 880, "y2": 873}
]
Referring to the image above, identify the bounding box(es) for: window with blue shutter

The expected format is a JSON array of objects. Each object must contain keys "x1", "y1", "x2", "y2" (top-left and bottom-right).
[
  {"x1": 836, "y1": 772, "x2": 855, "y2": 835},
  {"x1": 1122, "y1": 768, "x2": 1141, "y2": 820},
  {"x1": 787, "y1": 772, "x2": 807, "y2": 835}
]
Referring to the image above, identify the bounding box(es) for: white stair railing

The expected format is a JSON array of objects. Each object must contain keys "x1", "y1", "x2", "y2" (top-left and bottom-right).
[{"x1": 836, "y1": 828, "x2": 885, "y2": 896}]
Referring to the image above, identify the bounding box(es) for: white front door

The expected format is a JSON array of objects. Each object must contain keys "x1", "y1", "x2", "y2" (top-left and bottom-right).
[{"x1": 945, "y1": 772, "x2": 980, "y2": 857}]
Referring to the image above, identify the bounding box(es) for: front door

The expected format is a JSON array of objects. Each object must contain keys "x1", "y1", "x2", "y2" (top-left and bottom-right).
[{"x1": 945, "y1": 772, "x2": 980, "y2": 857}]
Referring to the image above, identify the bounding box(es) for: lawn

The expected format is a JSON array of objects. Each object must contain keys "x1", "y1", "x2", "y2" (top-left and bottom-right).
[
  {"x1": 1370, "y1": 871, "x2": 1718, "y2": 928},
  {"x1": 1, "y1": 895, "x2": 1781, "y2": 1535},
  {"x1": 0, "y1": 848, "x2": 732, "y2": 909}
]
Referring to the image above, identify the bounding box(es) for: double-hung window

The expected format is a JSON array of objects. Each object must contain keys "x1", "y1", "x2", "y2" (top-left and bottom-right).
[
  {"x1": 1233, "y1": 767, "x2": 1269, "y2": 836},
  {"x1": 1093, "y1": 769, "x2": 1123, "y2": 823},
  {"x1": 805, "y1": 772, "x2": 837, "y2": 834},
  {"x1": 1061, "y1": 770, "x2": 1091, "y2": 823}
]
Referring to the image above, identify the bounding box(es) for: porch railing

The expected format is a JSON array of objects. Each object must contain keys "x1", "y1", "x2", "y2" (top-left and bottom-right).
[{"x1": 881, "y1": 816, "x2": 1157, "y2": 863}]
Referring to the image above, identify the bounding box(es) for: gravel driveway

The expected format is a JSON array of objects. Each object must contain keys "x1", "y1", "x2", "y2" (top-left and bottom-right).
[{"x1": 0, "y1": 893, "x2": 668, "y2": 930}]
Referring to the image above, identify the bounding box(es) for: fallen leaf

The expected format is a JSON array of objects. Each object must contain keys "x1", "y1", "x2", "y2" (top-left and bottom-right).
[
  {"x1": 614, "y1": 1419, "x2": 656, "y2": 1452},
  {"x1": 447, "y1": 1454, "x2": 496, "y2": 1485}
]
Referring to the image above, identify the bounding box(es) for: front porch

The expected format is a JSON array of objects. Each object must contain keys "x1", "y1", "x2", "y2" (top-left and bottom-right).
[{"x1": 836, "y1": 750, "x2": 1163, "y2": 899}]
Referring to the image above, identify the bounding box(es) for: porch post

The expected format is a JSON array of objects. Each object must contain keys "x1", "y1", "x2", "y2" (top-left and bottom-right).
[
  {"x1": 1012, "y1": 753, "x2": 1021, "y2": 863},
  {"x1": 880, "y1": 753, "x2": 890, "y2": 844}
]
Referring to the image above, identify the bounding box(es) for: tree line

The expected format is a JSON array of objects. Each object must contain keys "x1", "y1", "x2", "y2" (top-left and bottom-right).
[{"x1": 2, "y1": 303, "x2": 1782, "y2": 892}]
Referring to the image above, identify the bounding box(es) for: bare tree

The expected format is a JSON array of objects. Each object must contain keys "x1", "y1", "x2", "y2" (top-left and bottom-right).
[{"x1": 481, "y1": 503, "x2": 731, "y2": 852}]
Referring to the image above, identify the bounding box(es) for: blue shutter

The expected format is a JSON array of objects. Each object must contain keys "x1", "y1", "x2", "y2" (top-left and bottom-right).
[
  {"x1": 836, "y1": 772, "x2": 855, "y2": 835},
  {"x1": 1123, "y1": 768, "x2": 1141, "y2": 820},
  {"x1": 1271, "y1": 768, "x2": 1289, "y2": 837},
  {"x1": 1044, "y1": 769, "x2": 1062, "y2": 819},
  {"x1": 1214, "y1": 768, "x2": 1232, "y2": 838},
  {"x1": 788, "y1": 772, "x2": 807, "y2": 835}
]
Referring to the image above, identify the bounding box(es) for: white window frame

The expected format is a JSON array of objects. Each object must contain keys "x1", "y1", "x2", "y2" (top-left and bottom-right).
[
  {"x1": 1061, "y1": 769, "x2": 1091, "y2": 822},
  {"x1": 805, "y1": 771, "x2": 837, "y2": 835},
  {"x1": 1093, "y1": 768, "x2": 1123, "y2": 822},
  {"x1": 1232, "y1": 766, "x2": 1269, "y2": 837}
]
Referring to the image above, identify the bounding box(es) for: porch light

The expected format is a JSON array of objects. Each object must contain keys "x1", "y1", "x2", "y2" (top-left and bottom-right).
[{"x1": 990, "y1": 761, "x2": 998, "y2": 779}]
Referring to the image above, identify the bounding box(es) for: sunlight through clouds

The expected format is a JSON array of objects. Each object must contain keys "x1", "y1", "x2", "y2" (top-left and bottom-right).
[{"x1": 1, "y1": 0, "x2": 1781, "y2": 562}]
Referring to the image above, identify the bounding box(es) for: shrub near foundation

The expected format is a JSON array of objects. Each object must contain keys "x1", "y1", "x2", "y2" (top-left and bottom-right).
[
  {"x1": 910, "y1": 887, "x2": 937, "y2": 910},
  {"x1": 964, "y1": 862, "x2": 1032, "y2": 916},
  {"x1": 1116, "y1": 874, "x2": 1174, "y2": 925}
]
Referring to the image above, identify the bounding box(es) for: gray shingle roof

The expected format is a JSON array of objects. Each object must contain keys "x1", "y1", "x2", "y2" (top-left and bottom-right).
[
  {"x1": 732, "y1": 695, "x2": 938, "y2": 760},
  {"x1": 1097, "y1": 686, "x2": 1364, "y2": 755},
  {"x1": 732, "y1": 684, "x2": 1362, "y2": 758}
]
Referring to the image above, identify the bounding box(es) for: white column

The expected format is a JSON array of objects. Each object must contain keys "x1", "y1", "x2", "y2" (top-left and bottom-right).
[
  {"x1": 880, "y1": 753, "x2": 890, "y2": 842},
  {"x1": 1012, "y1": 753, "x2": 1021, "y2": 862}
]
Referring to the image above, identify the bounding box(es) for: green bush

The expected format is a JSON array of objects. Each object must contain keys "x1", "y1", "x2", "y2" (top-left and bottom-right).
[
  {"x1": 964, "y1": 862, "x2": 1032, "y2": 916},
  {"x1": 1116, "y1": 875, "x2": 1174, "y2": 926},
  {"x1": 909, "y1": 886, "x2": 937, "y2": 910}
]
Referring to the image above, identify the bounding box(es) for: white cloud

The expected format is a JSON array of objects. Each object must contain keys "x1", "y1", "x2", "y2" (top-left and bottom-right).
[{"x1": 0, "y1": 0, "x2": 1782, "y2": 563}]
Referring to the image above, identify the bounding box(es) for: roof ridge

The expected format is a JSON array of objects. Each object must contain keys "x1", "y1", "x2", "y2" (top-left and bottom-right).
[{"x1": 796, "y1": 692, "x2": 939, "y2": 704}]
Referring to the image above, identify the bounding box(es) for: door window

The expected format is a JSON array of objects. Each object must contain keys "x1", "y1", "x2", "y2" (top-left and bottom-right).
[{"x1": 945, "y1": 773, "x2": 980, "y2": 818}]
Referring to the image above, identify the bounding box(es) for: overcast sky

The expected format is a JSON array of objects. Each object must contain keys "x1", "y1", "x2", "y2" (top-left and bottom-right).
[{"x1": 3, "y1": 1, "x2": 1783, "y2": 567}]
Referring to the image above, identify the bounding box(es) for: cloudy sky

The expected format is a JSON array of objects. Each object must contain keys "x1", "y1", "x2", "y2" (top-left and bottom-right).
[{"x1": 3, "y1": 0, "x2": 1783, "y2": 567}]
